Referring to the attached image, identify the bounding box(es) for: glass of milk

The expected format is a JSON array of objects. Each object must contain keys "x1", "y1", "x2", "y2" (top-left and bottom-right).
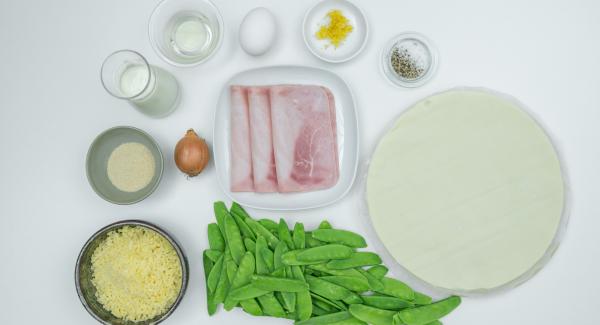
[
  {"x1": 149, "y1": 0, "x2": 223, "y2": 67},
  {"x1": 100, "y1": 50, "x2": 179, "y2": 117}
]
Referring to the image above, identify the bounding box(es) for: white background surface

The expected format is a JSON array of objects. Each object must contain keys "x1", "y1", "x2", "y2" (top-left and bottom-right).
[{"x1": 1, "y1": 0, "x2": 599, "y2": 324}]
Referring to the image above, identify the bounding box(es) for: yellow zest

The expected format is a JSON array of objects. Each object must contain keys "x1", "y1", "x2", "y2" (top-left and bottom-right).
[{"x1": 316, "y1": 10, "x2": 354, "y2": 48}]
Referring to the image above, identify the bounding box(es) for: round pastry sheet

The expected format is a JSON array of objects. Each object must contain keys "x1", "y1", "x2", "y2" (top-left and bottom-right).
[{"x1": 366, "y1": 88, "x2": 566, "y2": 294}]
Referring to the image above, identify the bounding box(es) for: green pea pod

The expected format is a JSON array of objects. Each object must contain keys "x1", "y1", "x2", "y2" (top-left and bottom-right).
[
  {"x1": 240, "y1": 298, "x2": 263, "y2": 316},
  {"x1": 349, "y1": 304, "x2": 396, "y2": 325},
  {"x1": 261, "y1": 244, "x2": 274, "y2": 273},
  {"x1": 224, "y1": 252, "x2": 255, "y2": 310},
  {"x1": 361, "y1": 295, "x2": 414, "y2": 311},
  {"x1": 395, "y1": 296, "x2": 461, "y2": 325},
  {"x1": 244, "y1": 238, "x2": 256, "y2": 252},
  {"x1": 367, "y1": 265, "x2": 389, "y2": 279},
  {"x1": 318, "y1": 220, "x2": 333, "y2": 229},
  {"x1": 213, "y1": 264, "x2": 231, "y2": 305},
  {"x1": 358, "y1": 269, "x2": 384, "y2": 292},
  {"x1": 295, "y1": 290, "x2": 313, "y2": 320},
  {"x1": 213, "y1": 201, "x2": 229, "y2": 237},
  {"x1": 208, "y1": 223, "x2": 226, "y2": 252},
  {"x1": 251, "y1": 274, "x2": 309, "y2": 292},
  {"x1": 230, "y1": 202, "x2": 251, "y2": 220},
  {"x1": 311, "y1": 304, "x2": 329, "y2": 316},
  {"x1": 306, "y1": 275, "x2": 353, "y2": 301},
  {"x1": 232, "y1": 210, "x2": 256, "y2": 240},
  {"x1": 293, "y1": 222, "x2": 306, "y2": 250},
  {"x1": 296, "y1": 245, "x2": 354, "y2": 262},
  {"x1": 296, "y1": 311, "x2": 353, "y2": 325},
  {"x1": 257, "y1": 292, "x2": 287, "y2": 318},
  {"x1": 259, "y1": 218, "x2": 279, "y2": 234},
  {"x1": 224, "y1": 212, "x2": 246, "y2": 265},
  {"x1": 280, "y1": 267, "x2": 297, "y2": 312},
  {"x1": 330, "y1": 317, "x2": 368, "y2": 325},
  {"x1": 413, "y1": 292, "x2": 433, "y2": 305},
  {"x1": 310, "y1": 292, "x2": 347, "y2": 311},
  {"x1": 312, "y1": 297, "x2": 340, "y2": 312},
  {"x1": 246, "y1": 218, "x2": 280, "y2": 249},
  {"x1": 375, "y1": 278, "x2": 415, "y2": 301},
  {"x1": 203, "y1": 251, "x2": 218, "y2": 315},
  {"x1": 312, "y1": 229, "x2": 367, "y2": 248},
  {"x1": 274, "y1": 242, "x2": 288, "y2": 270},
  {"x1": 282, "y1": 250, "x2": 324, "y2": 266},
  {"x1": 342, "y1": 292, "x2": 363, "y2": 305},
  {"x1": 207, "y1": 255, "x2": 224, "y2": 293},
  {"x1": 278, "y1": 218, "x2": 295, "y2": 249},
  {"x1": 226, "y1": 260, "x2": 238, "y2": 284},
  {"x1": 228, "y1": 284, "x2": 270, "y2": 300},
  {"x1": 305, "y1": 232, "x2": 325, "y2": 248},
  {"x1": 291, "y1": 265, "x2": 306, "y2": 280},
  {"x1": 255, "y1": 236, "x2": 269, "y2": 275},
  {"x1": 205, "y1": 249, "x2": 223, "y2": 263},
  {"x1": 307, "y1": 264, "x2": 365, "y2": 279},
  {"x1": 326, "y1": 252, "x2": 382, "y2": 269},
  {"x1": 321, "y1": 276, "x2": 370, "y2": 292}
]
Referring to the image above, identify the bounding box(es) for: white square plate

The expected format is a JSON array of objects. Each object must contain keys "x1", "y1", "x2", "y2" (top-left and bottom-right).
[{"x1": 213, "y1": 65, "x2": 359, "y2": 210}]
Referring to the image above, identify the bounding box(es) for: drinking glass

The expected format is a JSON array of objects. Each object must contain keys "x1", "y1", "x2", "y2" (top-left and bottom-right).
[{"x1": 101, "y1": 50, "x2": 180, "y2": 117}]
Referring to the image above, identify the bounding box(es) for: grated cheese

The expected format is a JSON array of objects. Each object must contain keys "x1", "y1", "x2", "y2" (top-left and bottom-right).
[{"x1": 91, "y1": 226, "x2": 182, "y2": 322}]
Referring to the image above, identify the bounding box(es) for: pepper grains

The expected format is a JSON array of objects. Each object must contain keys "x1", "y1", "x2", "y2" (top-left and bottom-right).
[{"x1": 389, "y1": 40, "x2": 429, "y2": 80}]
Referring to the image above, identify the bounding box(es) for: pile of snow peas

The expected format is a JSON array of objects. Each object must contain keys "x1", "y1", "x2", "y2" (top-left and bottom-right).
[{"x1": 203, "y1": 202, "x2": 461, "y2": 325}]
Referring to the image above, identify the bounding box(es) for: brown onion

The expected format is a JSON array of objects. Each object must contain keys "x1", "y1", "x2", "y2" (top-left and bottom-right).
[{"x1": 174, "y1": 129, "x2": 210, "y2": 177}]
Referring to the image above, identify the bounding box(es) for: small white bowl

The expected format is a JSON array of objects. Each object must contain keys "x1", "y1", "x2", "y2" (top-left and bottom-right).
[{"x1": 302, "y1": 0, "x2": 368, "y2": 63}]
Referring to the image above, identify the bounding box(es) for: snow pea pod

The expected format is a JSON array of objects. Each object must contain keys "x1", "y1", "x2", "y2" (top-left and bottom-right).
[
  {"x1": 312, "y1": 229, "x2": 367, "y2": 248},
  {"x1": 255, "y1": 236, "x2": 270, "y2": 275},
  {"x1": 321, "y1": 276, "x2": 370, "y2": 292},
  {"x1": 259, "y1": 218, "x2": 279, "y2": 234},
  {"x1": 342, "y1": 292, "x2": 363, "y2": 305},
  {"x1": 274, "y1": 241, "x2": 287, "y2": 270},
  {"x1": 296, "y1": 311, "x2": 353, "y2": 325},
  {"x1": 240, "y1": 298, "x2": 263, "y2": 316},
  {"x1": 257, "y1": 292, "x2": 287, "y2": 318},
  {"x1": 208, "y1": 223, "x2": 226, "y2": 252},
  {"x1": 213, "y1": 263, "x2": 231, "y2": 304},
  {"x1": 367, "y1": 265, "x2": 389, "y2": 279},
  {"x1": 318, "y1": 220, "x2": 333, "y2": 229},
  {"x1": 226, "y1": 260, "x2": 238, "y2": 284},
  {"x1": 278, "y1": 218, "x2": 295, "y2": 249},
  {"x1": 232, "y1": 210, "x2": 256, "y2": 240},
  {"x1": 349, "y1": 304, "x2": 396, "y2": 325},
  {"x1": 395, "y1": 296, "x2": 461, "y2": 325},
  {"x1": 293, "y1": 223, "x2": 306, "y2": 250},
  {"x1": 297, "y1": 244, "x2": 354, "y2": 262},
  {"x1": 230, "y1": 202, "x2": 251, "y2": 220},
  {"x1": 282, "y1": 250, "x2": 324, "y2": 266},
  {"x1": 203, "y1": 251, "x2": 218, "y2": 315},
  {"x1": 225, "y1": 212, "x2": 246, "y2": 265},
  {"x1": 251, "y1": 274, "x2": 310, "y2": 292},
  {"x1": 311, "y1": 293, "x2": 345, "y2": 311},
  {"x1": 296, "y1": 289, "x2": 313, "y2": 320},
  {"x1": 305, "y1": 232, "x2": 325, "y2": 248},
  {"x1": 375, "y1": 277, "x2": 415, "y2": 301},
  {"x1": 228, "y1": 284, "x2": 270, "y2": 300},
  {"x1": 306, "y1": 275, "x2": 353, "y2": 301},
  {"x1": 246, "y1": 218, "x2": 280, "y2": 249},
  {"x1": 224, "y1": 252, "x2": 255, "y2": 310},
  {"x1": 213, "y1": 201, "x2": 229, "y2": 237},
  {"x1": 207, "y1": 255, "x2": 224, "y2": 294},
  {"x1": 307, "y1": 264, "x2": 366, "y2": 279},
  {"x1": 311, "y1": 304, "x2": 329, "y2": 316},
  {"x1": 358, "y1": 269, "x2": 384, "y2": 291},
  {"x1": 413, "y1": 292, "x2": 432, "y2": 305},
  {"x1": 330, "y1": 317, "x2": 368, "y2": 325},
  {"x1": 361, "y1": 295, "x2": 414, "y2": 311},
  {"x1": 281, "y1": 267, "x2": 297, "y2": 312},
  {"x1": 244, "y1": 237, "x2": 256, "y2": 252},
  {"x1": 326, "y1": 252, "x2": 382, "y2": 269},
  {"x1": 205, "y1": 249, "x2": 223, "y2": 263}
]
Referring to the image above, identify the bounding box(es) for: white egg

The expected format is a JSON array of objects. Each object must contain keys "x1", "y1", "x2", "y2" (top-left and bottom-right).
[{"x1": 239, "y1": 7, "x2": 277, "y2": 56}]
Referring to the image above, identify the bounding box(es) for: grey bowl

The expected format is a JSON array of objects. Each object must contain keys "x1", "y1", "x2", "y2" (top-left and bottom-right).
[
  {"x1": 75, "y1": 220, "x2": 189, "y2": 325},
  {"x1": 86, "y1": 126, "x2": 164, "y2": 205}
]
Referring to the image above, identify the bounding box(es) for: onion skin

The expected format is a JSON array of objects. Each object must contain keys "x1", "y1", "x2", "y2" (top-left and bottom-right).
[{"x1": 174, "y1": 129, "x2": 210, "y2": 177}]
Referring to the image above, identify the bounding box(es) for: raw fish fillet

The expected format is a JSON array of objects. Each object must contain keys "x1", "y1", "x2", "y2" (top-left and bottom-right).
[
  {"x1": 230, "y1": 86, "x2": 254, "y2": 192},
  {"x1": 247, "y1": 87, "x2": 278, "y2": 192},
  {"x1": 270, "y1": 85, "x2": 339, "y2": 192}
]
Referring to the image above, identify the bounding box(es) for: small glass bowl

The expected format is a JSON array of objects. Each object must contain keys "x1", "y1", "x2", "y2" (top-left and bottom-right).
[
  {"x1": 381, "y1": 32, "x2": 439, "y2": 88},
  {"x1": 149, "y1": 0, "x2": 224, "y2": 67}
]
